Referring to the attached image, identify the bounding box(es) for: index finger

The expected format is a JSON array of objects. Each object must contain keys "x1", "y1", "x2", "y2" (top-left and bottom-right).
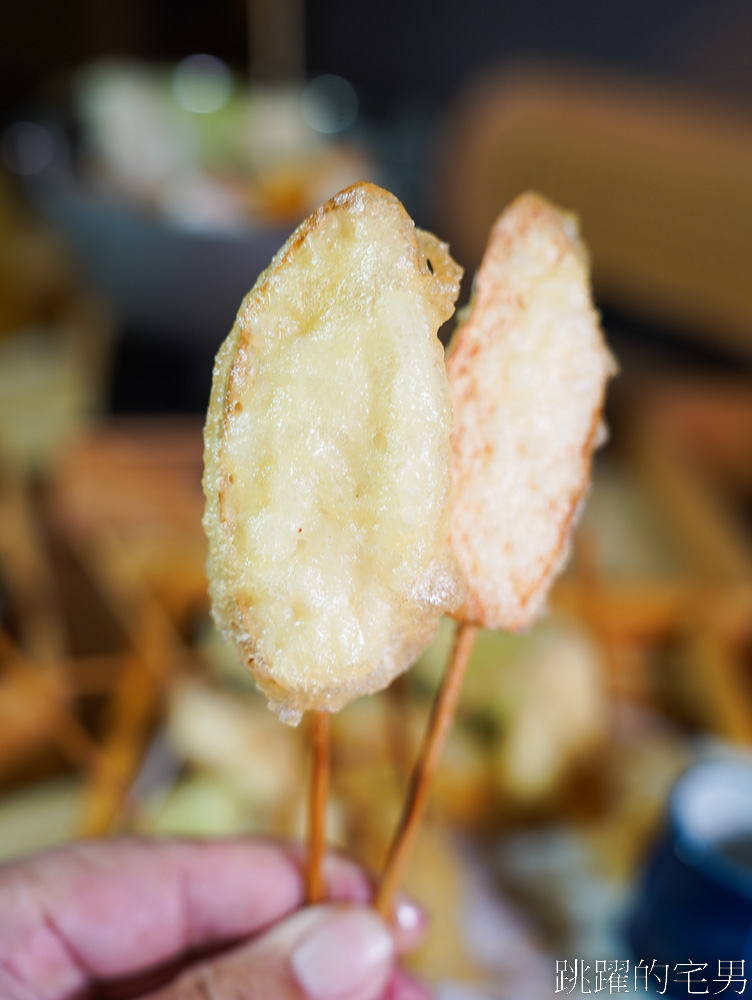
[{"x1": 0, "y1": 837, "x2": 370, "y2": 1000}]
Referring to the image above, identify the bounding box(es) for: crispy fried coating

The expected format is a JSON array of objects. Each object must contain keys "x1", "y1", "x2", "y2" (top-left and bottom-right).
[
  {"x1": 447, "y1": 193, "x2": 617, "y2": 631},
  {"x1": 203, "y1": 183, "x2": 465, "y2": 723}
]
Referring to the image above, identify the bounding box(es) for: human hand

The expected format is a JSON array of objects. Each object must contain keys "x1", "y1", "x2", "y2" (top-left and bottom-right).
[{"x1": 0, "y1": 837, "x2": 431, "y2": 999}]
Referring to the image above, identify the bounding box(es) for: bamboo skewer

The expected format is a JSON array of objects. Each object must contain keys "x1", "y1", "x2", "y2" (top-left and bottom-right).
[
  {"x1": 376, "y1": 622, "x2": 477, "y2": 916},
  {"x1": 306, "y1": 710, "x2": 331, "y2": 904}
]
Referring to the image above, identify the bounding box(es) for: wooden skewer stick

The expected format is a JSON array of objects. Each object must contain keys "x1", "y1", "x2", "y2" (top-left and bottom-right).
[
  {"x1": 306, "y1": 710, "x2": 331, "y2": 904},
  {"x1": 376, "y1": 622, "x2": 477, "y2": 916}
]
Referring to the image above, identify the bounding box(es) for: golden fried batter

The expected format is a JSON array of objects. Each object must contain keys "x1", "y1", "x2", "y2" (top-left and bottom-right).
[{"x1": 203, "y1": 183, "x2": 464, "y2": 723}]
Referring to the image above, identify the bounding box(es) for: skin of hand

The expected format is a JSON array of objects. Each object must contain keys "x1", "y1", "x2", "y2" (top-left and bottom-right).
[{"x1": 0, "y1": 837, "x2": 432, "y2": 1000}]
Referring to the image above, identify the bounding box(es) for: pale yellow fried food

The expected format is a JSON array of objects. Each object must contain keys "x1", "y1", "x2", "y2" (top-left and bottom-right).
[
  {"x1": 447, "y1": 193, "x2": 617, "y2": 630},
  {"x1": 203, "y1": 183, "x2": 465, "y2": 724}
]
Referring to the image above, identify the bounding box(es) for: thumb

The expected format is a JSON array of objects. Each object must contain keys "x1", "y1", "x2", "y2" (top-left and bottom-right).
[{"x1": 147, "y1": 904, "x2": 396, "y2": 1000}]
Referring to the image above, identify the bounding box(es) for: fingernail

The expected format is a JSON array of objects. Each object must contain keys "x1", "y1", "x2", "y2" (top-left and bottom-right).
[
  {"x1": 389, "y1": 894, "x2": 427, "y2": 955},
  {"x1": 394, "y1": 896, "x2": 425, "y2": 937},
  {"x1": 291, "y1": 906, "x2": 394, "y2": 999}
]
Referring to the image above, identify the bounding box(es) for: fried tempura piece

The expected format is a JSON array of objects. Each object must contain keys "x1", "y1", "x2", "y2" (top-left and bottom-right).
[
  {"x1": 447, "y1": 193, "x2": 616, "y2": 630},
  {"x1": 203, "y1": 183, "x2": 465, "y2": 724}
]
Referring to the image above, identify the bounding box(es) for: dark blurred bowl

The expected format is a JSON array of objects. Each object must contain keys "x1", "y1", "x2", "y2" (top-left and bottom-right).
[
  {"x1": 24, "y1": 161, "x2": 289, "y2": 350},
  {"x1": 629, "y1": 756, "x2": 752, "y2": 997}
]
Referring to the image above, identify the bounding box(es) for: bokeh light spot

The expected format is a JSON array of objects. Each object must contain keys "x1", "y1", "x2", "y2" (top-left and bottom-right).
[
  {"x1": 301, "y1": 75, "x2": 358, "y2": 134},
  {"x1": 172, "y1": 54, "x2": 233, "y2": 114}
]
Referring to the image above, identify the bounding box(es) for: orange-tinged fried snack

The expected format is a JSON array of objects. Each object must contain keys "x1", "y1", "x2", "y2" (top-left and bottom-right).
[{"x1": 447, "y1": 193, "x2": 617, "y2": 630}]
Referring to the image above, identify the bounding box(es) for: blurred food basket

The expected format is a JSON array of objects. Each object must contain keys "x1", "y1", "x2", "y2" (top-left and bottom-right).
[{"x1": 434, "y1": 61, "x2": 752, "y2": 359}]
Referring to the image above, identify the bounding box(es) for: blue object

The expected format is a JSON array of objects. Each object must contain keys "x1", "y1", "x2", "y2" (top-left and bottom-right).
[{"x1": 629, "y1": 757, "x2": 752, "y2": 997}]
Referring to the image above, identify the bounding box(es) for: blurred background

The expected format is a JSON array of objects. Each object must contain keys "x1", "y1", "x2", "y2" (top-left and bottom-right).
[{"x1": 1, "y1": 1, "x2": 751, "y2": 997}]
